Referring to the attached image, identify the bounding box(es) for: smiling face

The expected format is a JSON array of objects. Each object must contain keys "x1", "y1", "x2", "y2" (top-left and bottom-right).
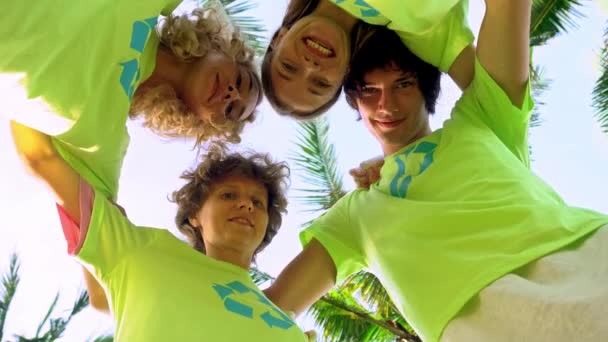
[
  {"x1": 270, "y1": 15, "x2": 350, "y2": 114},
  {"x1": 188, "y1": 173, "x2": 269, "y2": 258},
  {"x1": 356, "y1": 64, "x2": 431, "y2": 155},
  {"x1": 182, "y1": 50, "x2": 260, "y2": 125}
]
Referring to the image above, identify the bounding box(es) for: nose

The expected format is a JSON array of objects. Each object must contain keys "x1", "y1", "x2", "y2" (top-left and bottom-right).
[
  {"x1": 237, "y1": 198, "x2": 254, "y2": 212},
  {"x1": 303, "y1": 55, "x2": 320, "y2": 70},
  {"x1": 223, "y1": 85, "x2": 241, "y2": 102},
  {"x1": 378, "y1": 89, "x2": 395, "y2": 114}
]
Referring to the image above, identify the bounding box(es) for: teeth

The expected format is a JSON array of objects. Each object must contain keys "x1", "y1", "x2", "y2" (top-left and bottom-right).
[{"x1": 306, "y1": 39, "x2": 332, "y2": 56}]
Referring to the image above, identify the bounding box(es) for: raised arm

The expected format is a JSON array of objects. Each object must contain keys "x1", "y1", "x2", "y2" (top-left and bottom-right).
[
  {"x1": 264, "y1": 239, "x2": 337, "y2": 316},
  {"x1": 10, "y1": 121, "x2": 110, "y2": 313},
  {"x1": 477, "y1": 0, "x2": 531, "y2": 107}
]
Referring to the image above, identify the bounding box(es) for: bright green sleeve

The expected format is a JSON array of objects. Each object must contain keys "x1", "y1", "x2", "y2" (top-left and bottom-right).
[
  {"x1": 386, "y1": 0, "x2": 474, "y2": 72},
  {"x1": 451, "y1": 57, "x2": 535, "y2": 166},
  {"x1": 299, "y1": 194, "x2": 366, "y2": 283},
  {"x1": 77, "y1": 187, "x2": 160, "y2": 279}
]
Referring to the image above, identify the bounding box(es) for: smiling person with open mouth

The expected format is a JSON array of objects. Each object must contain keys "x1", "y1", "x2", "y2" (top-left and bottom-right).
[{"x1": 261, "y1": 0, "x2": 475, "y2": 120}]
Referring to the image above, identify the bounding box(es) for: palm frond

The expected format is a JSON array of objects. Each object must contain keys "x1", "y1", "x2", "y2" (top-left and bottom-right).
[
  {"x1": 0, "y1": 253, "x2": 20, "y2": 341},
  {"x1": 593, "y1": 23, "x2": 608, "y2": 133},
  {"x1": 308, "y1": 290, "x2": 419, "y2": 342},
  {"x1": 16, "y1": 289, "x2": 91, "y2": 341},
  {"x1": 249, "y1": 268, "x2": 273, "y2": 287},
  {"x1": 290, "y1": 118, "x2": 347, "y2": 213},
  {"x1": 530, "y1": 0, "x2": 584, "y2": 47},
  {"x1": 198, "y1": 0, "x2": 267, "y2": 55},
  {"x1": 34, "y1": 293, "x2": 59, "y2": 337},
  {"x1": 529, "y1": 65, "x2": 552, "y2": 129}
]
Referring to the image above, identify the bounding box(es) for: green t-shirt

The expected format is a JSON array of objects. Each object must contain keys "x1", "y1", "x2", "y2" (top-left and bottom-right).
[
  {"x1": 75, "y1": 187, "x2": 307, "y2": 341},
  {"x1": 331, "y1": 0, "x2": 474, "y2": 71},
  {"x1": 0, "y1": 0, "x2": 181, "y2": 199},
  {"x1": 301, "y1": 58, "x2": 608, "y2": 342}
]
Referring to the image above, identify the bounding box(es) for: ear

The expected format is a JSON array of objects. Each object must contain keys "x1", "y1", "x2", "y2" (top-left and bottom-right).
[
  {"x1": 188, "y1": 217, "x2": 199, "y2": 228},
  {"x1": 270, "y1": 27, "x2": 289, "y2": 49}
]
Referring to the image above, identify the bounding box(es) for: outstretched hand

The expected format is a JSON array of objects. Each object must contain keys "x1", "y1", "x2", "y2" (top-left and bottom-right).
[
  {"x1": 286, "y1": 311, "x2": 317, "y2": 341},
  {"x1": 349, "y1": 156, "x2": 384, "y2": 189}
]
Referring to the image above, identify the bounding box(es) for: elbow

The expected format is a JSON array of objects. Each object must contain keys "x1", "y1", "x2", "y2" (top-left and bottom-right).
[
  {"x1": 16, "y1": 142, "x2": 59, "y2": 176},
  {"x1": 88, "y1": 292, "x2": 111, "y2": 314}
]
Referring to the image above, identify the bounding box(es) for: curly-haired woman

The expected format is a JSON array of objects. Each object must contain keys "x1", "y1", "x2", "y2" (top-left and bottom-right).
[
  {"x1": 11, "y1": 123, "x2": 310, "y2": 341},
  {"x1": 1, "y1": 1, "x2": 262, "y2": 201}
]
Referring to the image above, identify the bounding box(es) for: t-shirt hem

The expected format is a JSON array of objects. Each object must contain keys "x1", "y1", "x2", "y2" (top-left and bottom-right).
[
  {"x1": 431, "y1": 222, "x2": 607, "y2": 342},
  {"x1": 300, "y1": 226, "x2": 364, "y2": 284}
]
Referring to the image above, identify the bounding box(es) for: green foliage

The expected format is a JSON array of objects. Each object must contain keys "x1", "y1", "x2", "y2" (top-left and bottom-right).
[
  {"x1": 1, "y1": 253, "x2": 112, "y2": 342},
  {"x1": 530, "y1": 0, "x2": 584, "y2": 47},
  {"x1": 290, "y1": 118, "x2": 347, "y2": 213},
  {"x1": 593, "y1": 23, "x2": 608, "y2": 133}
]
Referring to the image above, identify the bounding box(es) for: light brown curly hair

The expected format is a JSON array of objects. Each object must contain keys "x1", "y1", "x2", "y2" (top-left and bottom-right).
[
  {"x1": 129, "y1": 8, "x2": 263, "y2": 145},
  {"x1": 171, "y1": 146, "x2": 290, "y2": 261}
]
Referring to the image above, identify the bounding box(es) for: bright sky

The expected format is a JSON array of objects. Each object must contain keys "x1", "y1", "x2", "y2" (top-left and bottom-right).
[{"x1": 0, "y1": 1, "x2": 607, "y2": 341}]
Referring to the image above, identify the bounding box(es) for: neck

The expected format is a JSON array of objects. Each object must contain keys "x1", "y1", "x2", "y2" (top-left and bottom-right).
[
  {"x1": 382, "y1": 123, "x2": 433, "y2": 156},
  {"x1": 205, "y1": 244, "x2": 253, "y2": 270},
  {"x1": 315, "y1": 0, "x2": 358, "y2": 34},
  {"x1": 136, "y1": 48, "x2": 185, "y2": 97}
]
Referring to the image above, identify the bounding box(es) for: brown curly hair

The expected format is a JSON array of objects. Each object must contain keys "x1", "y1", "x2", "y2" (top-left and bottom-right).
[
  {"x1": 171, "y1": 146, "x2": 290, "y2": 261},
  {"x1": 129, "y1": 8, "x2": 262, "y2": 145}
]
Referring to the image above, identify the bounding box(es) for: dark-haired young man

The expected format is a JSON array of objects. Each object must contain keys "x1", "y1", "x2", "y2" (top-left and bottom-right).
[{"x1": 264, "y1": 1, "x2": 608, "y2": 341}]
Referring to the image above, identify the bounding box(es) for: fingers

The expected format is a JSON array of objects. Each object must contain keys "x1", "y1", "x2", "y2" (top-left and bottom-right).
[{"x1": 305, "y1": 330, "x2": 317, "y2": 341}]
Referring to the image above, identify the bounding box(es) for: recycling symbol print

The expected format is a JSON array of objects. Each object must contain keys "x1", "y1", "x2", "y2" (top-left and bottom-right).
[{"x1": 213, "y1": 281, "x2": 295, "y2": 330}]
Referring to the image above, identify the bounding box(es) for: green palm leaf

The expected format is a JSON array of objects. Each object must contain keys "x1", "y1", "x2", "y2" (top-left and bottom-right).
[
  {"x1": 530, "y1": 65, "x2": 552, "y2": 129},
  {"x1": 197, "y1": 0, "x2": 267, "y2": 55},
  {"x1": 0, "y1": 253, "x2": 20, "y2": 341},
  {"x1": 290, "y1": 118, "x2": 347, "y2": 213},
  {"x1": 530, "y1": 0, "x2": 584, "y2": 47},
  {"x1": 593, "y1": 23, "x2": 608, "y2": 133}
]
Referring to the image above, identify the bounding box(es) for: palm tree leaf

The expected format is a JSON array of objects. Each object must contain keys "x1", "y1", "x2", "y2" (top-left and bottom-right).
[
  {"x1": 530, "y1": 65, "x2": 552, "y2": 129},
  {"x1": 530, "y1": 0, "x2": 584, "y2": 47},
  {"x1": 307, "y1": 290, "x2": 419, "y2": 342},
  {"x1": 249, "y1": 268, "x2": 273, "y2": 287},
  {"x1": 0, "y1": 252, "x2": 20, "y2": 341},
  {"x1": 35, "y1": 292, "x2": 59, "y2": 337},
  {"x1": 289, "y1": 118, "x2": 347, "y2": 213},
  {"x1": 197, "y1": 0, "x2": 267, "y2": 55},
  {"x1": 593, "y1": 23, "x2": 608, "y2": 133}
]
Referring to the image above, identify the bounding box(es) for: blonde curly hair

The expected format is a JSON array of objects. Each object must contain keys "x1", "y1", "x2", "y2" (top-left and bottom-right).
[
  {"x1": 129, "y1": 8, "x2": 262, "y2": 145},
  {"x1": 171, "y1": 146, "x2": 290, "y2": 260}
]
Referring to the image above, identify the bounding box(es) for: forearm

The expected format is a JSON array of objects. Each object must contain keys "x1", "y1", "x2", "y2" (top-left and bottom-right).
[
  {"x1": 82, "y1": 266, "x2": 110, "y2": 313},
  {"x1": 264, "y1": 239, "x2": 337, "y2": 316},
  {"x1": 478, "y1": 0, "x2": 531, "y2": 106},
  {"x1": 10, "y1": 121, "x2": 81, "y2": 221}
]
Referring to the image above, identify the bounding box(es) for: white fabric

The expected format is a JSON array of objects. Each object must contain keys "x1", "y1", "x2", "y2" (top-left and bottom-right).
[{"x1": 442, "y1": 225, "x2": 608, "y2": 342}]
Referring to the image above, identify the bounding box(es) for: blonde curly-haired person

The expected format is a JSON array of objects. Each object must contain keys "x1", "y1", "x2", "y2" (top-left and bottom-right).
[
  {"x1": 2, "y1": 0, "x2": 262, "y2": 314},
  {"x1": 2, "y1": 1, "x2": 262, "y2": 201}
]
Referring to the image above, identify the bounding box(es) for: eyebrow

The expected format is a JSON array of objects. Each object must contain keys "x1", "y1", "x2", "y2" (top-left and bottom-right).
[
  {"x1": 278, "y1": 70, "x2": 292, "y2": 81},
  {"x1": 308, "y1": 88, "x2": 323, "y2": 96}
]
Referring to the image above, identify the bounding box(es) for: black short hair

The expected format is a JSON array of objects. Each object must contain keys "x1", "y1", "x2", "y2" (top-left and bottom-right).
[{"x1": 344, "y1": 27, "x2": 441, "y2": 115}]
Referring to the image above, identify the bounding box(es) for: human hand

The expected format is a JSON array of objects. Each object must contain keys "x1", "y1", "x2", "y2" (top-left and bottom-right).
[
  {"x1": 349, "y1": 156, "x2": 384, "y2": 189},
  {"x1": 286, "y1": 311, "x2": 317, "y2": 341}
]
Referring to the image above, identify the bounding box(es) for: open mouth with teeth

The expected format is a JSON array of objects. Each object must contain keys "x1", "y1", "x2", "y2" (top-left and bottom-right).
[{"x1": 303, "y1": 37, "x2": 335, "y2": 57}]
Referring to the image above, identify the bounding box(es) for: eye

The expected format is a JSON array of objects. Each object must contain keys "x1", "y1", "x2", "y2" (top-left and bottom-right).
[
  {"x1": 396, "y1": 80, "x2": 413, "y2": 89},
  {"x1": 282, "y1": 62, "x2": 297, "y2": 73},
  {"x1": 252, "y1": 197, "x2": 265, "y2": 209},
  {"x1": 360, "y1": 86, "x2": 379, "y2": 96},
  {"x1": 314, "y1": 79, "x2": 332, "y2": 89},
  {"x1": 220, "y1": 192, "x2": 236, "y2": 200},
  {"x1": 225, "y1": 102, "x2": 235, "y2": 117},
  {"x1": 236, "y1": 71, "x2": 243, "y2": 89}
]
